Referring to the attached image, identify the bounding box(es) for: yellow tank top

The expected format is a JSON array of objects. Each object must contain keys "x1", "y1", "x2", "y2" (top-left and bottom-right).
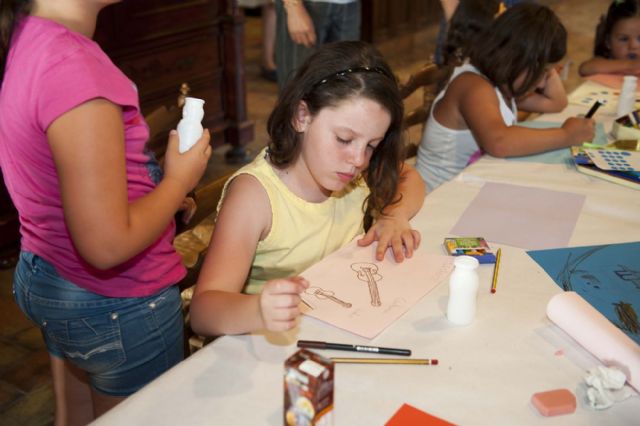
[{"x1": 219, "y1": 149, "x2": 369, "y2": 294}]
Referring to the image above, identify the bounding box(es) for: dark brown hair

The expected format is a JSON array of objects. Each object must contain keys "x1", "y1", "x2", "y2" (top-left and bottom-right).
[
  {"x1": 266, "y1": 41, "x2": 405, "y2": 230},
  {"x1": 0, "y1": 0, "x2": 30, "y2": 86},
  {"x1": 443, "y1": 0, "x2": 501, "y2": 66},
  {"x1": 594, "y1": 0, "x2": 640, "y2": 58},
  {"x1": 469, "y1": 3, "x2": 567, "y2": 98}
]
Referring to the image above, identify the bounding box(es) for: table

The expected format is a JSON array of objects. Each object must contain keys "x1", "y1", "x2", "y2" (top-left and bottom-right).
[{"x1": 93, "y1": 82, "x2": 640, "y2": 425}]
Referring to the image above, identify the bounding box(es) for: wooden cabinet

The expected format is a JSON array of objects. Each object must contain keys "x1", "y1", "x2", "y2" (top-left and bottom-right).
[
  {"x1": 95, "y1": 0, "x2": 254, "y2": 161},
  {"x1": 0, "y1": 173, "x2": 19, "y2": 268}
]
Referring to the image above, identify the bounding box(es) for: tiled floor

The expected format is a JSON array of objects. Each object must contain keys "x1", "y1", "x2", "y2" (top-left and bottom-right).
[{"x1": 0, "y1": 1, "x2": 609, "y2": 424}]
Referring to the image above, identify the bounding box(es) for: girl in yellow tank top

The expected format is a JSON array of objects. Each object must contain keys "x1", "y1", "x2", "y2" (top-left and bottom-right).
[{"x1": 190, "y1": 41, "x2": 426, "y2": 336}]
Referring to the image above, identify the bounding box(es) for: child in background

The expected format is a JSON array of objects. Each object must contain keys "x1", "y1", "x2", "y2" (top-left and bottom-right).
[
  {"x1": 579, "y1": 0, "x2": 640, "y2": 76},
  {"x1": 416, "y1": 3, "x2": 594, "y2": 191},
  {"x1": 190, "y1": 41, "x2": 425, "y2": 336},
  {"x1": 0, "y1": 0, "x2": 211, "y2": 422}
]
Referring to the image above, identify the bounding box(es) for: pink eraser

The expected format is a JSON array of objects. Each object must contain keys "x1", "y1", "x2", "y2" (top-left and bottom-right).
[{"x1": 531, "y1": 389, "x2": 576, "y2": 417}]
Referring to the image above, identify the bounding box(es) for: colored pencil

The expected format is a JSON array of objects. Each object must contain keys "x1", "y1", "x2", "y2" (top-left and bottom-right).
[
  {"x1": 491, "y1": 248, "x2": 502, "y2": 294},
  {"x1": 331, "y1": 357, "x2": 438, "y2": 365}
]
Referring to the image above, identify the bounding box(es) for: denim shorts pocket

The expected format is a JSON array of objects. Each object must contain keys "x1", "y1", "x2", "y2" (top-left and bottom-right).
[
  {"x1": 12, "y1": 252, "x2": 37, "y2": 324},
  {"x1": 42, "y1": 311, "x2": 126, "y2": 375}
]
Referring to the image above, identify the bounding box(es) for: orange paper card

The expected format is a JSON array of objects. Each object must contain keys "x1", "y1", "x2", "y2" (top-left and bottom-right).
[{"x1": 385, "y1": 403, "x2": 454, "y2": 426}]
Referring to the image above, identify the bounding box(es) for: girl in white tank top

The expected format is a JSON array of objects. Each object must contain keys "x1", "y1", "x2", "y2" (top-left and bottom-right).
[{"x1": 416, "y1": 4, "x2": 595, "y2": 192}]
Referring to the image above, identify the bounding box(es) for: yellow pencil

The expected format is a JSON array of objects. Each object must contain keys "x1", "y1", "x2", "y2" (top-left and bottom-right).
[
  {"x1": 491, "y1": 248, "x2": 502, "y2": 294},
  {"x1": 331, "y1": 358, "x2": 438, "y2": 365}
]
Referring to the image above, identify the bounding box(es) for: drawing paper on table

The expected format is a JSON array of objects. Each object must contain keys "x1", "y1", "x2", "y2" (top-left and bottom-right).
[
  {"x1": 450, "y1": 182, "x2": 585, "y2": 250},
  {"x1": 568, "y1": 80, "x2": 620, "y2": 114},
  {"x1": 299, "y1": 239, "x2": 454, "y2": 339},
  {"x1": 527, "y1": 242, "x2": 640, "y2": 346}
]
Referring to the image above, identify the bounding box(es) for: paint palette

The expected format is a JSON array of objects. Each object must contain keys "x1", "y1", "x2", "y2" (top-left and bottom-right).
[{"x1": 584, "y1": 149, "x2": 640, "y2": 171}]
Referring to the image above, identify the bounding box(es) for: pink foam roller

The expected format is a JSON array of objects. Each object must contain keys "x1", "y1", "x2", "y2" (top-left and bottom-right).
[{"x1": 547, "y1": 291, "x2": 640, "y2": 391}]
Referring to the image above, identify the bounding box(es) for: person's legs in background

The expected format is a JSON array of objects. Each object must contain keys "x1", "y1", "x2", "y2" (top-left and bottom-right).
[
  {"x1": 261, "y1": 2, "x2": 278, "y2": 81},
  {"x1": 275, "y1": 0, "x2": 316, "y2": 90},
  {"x1": 326, "y1": 1, "x2": 360, "y2": 42},
  {"x1": 276, "y1": 0, "x2": 353, "y2": 91}
]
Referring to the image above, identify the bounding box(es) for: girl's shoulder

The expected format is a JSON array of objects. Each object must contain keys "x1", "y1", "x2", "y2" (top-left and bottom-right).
[{"x1": 447, "y1": 70, "x2": 495, "y2": 100}]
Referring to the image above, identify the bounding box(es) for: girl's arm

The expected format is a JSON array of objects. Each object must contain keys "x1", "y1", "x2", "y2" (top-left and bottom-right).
[
  {"x1": 456, "y1": 74, "x2": 595, "y2": 158},
  {"x1": 579, "y1": 57, "x2": 640, "y2": 76},
  {"x1": 47, "y1": 98, "x2": 211, "y2": 269},
  {"x1": 189, "y1": 174, "x2": 308, "y2": 336},
  {"x1": 516, "y1": 68, "x2": 568, "y2": 113},
  {"x1": 358, "y1": 163, "x2": 425, "y2": 262},
  {"x1": 284, "y1": 1, "x2": 316, "y2": 47}
]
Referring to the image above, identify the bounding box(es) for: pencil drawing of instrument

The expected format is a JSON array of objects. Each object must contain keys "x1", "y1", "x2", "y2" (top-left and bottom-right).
[
  {"x1": 351, "y1": 262, "x2": 382, "y2": 307},
  {"x1": 305, "y1": 286, "x2": 352, "y2": 308}
]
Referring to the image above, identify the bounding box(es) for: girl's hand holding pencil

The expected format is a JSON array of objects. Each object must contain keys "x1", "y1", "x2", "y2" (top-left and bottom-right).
[
  {"x1": 561, "y1": 117, "x2": 596, "y2": 145},
  {"x1": 259, "y1": 277, "x2": 309, "y2": 332}
]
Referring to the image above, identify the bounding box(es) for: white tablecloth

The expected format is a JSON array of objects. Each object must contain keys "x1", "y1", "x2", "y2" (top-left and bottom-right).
[{"x1": 93, "y1": 83, "x2": 640, "y2": 425}]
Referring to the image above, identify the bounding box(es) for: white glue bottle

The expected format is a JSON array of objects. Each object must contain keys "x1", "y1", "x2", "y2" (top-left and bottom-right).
[
  {"x1": 616, "y1": 75, "x2": 637, "y2": 117},
  {"x1": 446, "y1": 255, "x2": 480, "y2": 325},
  {"x1": 177, "y1": 97, "x2": 205, "y2": 153}
]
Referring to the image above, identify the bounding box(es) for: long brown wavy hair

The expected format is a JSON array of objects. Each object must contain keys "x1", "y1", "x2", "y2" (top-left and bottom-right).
[{"x1": 266, "y1": 41, "x2": 405, "y2": 231}]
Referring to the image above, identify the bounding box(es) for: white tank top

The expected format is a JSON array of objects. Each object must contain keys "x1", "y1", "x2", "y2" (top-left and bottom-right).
[{"x1": 416, "y1": 63, "x2": 517, "y2": 191}]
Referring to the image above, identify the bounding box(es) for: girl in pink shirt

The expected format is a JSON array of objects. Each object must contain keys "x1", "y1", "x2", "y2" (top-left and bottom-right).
[{"x1": 0, "y1": 0, "x2": 211, "y2": 422}]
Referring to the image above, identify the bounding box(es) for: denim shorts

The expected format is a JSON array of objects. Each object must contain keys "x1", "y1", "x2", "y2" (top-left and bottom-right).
[{"x1": 13, "y1": 251, "x2": 184, "y2": 396}]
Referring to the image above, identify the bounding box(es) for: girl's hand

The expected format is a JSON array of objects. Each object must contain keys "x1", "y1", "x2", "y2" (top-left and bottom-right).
[
  {"x1": 259, "y1": 277, "x2": 309, "y2": 332},
  {"x1": 163, "y1": 129, "x2": 212, "y2": 195},
  {"x1": 357, "y1": 216, "x2": 421, "y2": 263},
  {"x1": 286, "y1": 4, "x2": 316, "y2": 47},
  {"x1": 561, "y1": 117, "x2": 596, "y2": 145}
]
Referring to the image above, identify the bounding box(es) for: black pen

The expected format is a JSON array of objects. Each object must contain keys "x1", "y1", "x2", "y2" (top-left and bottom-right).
[
  {"x1": 297, "y1": 340, "x2": 411, "y2": 356},
  {"x1": 584, "y1": 99, "x2": 603, "y2": 119}
]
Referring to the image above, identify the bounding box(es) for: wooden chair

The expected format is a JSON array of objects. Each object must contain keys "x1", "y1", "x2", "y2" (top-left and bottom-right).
[
  {"x1": 144, "y1": 83, "x2": 232, "y2": 355},
  {"x1": 399, "y1": 62, "x2": 451, "y2": 158}
]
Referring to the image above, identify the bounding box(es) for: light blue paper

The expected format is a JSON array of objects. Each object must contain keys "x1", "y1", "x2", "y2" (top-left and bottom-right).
[
  {"x1": 527, "y1": 242, "x2": 640, "y2": 345},
  {"x1": 507, "y1": 121, "x2": 607, "y2": 165}
]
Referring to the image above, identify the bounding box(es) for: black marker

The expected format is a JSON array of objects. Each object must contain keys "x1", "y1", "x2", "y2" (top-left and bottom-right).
[
  {"x1": 585, "y1": 100, "x2": 603, "y2": 119},
  {"x1": 297, "y1": 340, "x2": 411, "y2": 356}
]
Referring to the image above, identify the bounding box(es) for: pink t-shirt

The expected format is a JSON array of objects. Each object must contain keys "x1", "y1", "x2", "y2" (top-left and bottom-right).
[{"x1": 0, "y1": 16, "x2": 185, "y2": 297}]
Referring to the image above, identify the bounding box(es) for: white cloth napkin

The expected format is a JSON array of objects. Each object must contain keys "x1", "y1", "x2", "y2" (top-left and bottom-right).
[{"x1": 584, "y1": 366, "x2": 635, "y2": 410}]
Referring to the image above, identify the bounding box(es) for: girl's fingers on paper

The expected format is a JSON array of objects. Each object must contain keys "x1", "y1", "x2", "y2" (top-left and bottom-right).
[
  {"x1": 402, "y1": 229, "x2": 422, "y2": 258},
  {"x1": 411, "y1": 229, "x2": 422, "y2": 248},
  {"x1": 386, "y1": 236, "x2": 403, "y2": 263},
  {"x1": 402, "y1": 234, "x2": 415, "y2": 259},
  {"x1": 356, "y1": 229, "x2": 375, "y2": 247},
  {"x1": 375, "y1": 237, "x2": 390, "y2": 261}
]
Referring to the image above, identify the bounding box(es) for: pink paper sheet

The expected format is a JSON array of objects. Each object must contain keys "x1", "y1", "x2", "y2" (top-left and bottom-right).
[
  {"x1": 547, "y1": 292, "x2": 640, "y2": 391},
  {"x1": 450, "y1": 182, "x2": 585, "y2": 250},
  {"x1": 299, "y1": 239, "x2": 454, "y2": 339}
]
